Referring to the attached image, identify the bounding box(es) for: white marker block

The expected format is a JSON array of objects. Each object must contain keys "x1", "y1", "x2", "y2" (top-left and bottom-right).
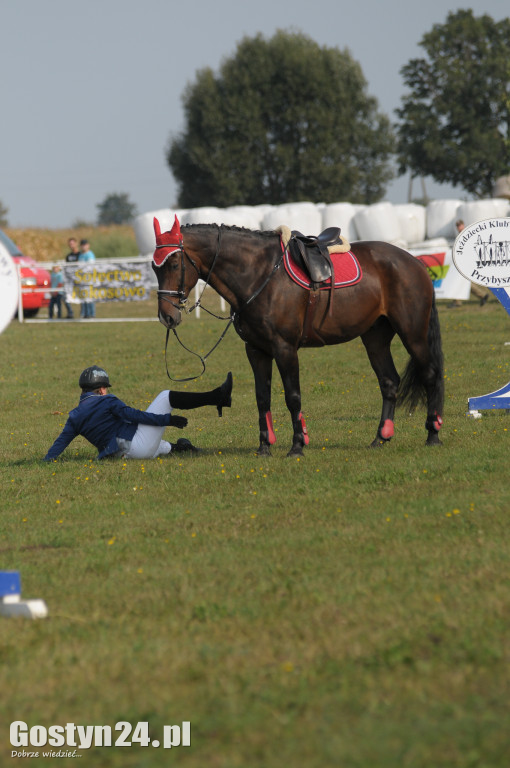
[{"x1": 0, "y1": 595, "x2": 48, "y2": 619}]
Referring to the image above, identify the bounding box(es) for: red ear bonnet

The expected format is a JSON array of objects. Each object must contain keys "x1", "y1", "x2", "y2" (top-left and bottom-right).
[{"x1": 153, "y1": 215, "x2": 183, "y2": 267}]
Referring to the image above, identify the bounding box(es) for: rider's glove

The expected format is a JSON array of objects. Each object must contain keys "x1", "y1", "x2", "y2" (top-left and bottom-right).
[{"x1": 168, "y1": 414, "x2": 188, "y2": 429}]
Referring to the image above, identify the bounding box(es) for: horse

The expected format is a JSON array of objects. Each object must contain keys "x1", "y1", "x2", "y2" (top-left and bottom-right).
[{"x1": 152, "y1": 216, "x2": 444, "y2": 457}]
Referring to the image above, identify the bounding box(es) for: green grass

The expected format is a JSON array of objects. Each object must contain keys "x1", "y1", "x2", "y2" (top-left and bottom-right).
[{"x1": 1, "y1": 298, "x2": 510, "y2": 767}]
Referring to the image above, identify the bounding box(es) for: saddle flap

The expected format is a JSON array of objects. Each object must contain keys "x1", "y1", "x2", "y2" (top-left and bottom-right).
[{"x1": 289, "y1": 232, "x2": 333, "y2": 284}]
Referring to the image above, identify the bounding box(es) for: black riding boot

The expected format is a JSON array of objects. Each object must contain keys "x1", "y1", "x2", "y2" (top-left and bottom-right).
[{"x1": 169, "y1": 372, "x2": 233, "y2": 416}]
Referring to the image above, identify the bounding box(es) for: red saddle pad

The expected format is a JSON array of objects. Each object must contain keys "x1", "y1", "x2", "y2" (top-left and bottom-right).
[{"x1": 283, "y1": 244, "x2": 362, "y2": 290}]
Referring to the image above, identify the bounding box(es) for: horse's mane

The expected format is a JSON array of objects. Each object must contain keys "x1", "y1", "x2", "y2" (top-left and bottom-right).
[{"x1": 182, "y1": 223, "x2": 277, "y2": 242}]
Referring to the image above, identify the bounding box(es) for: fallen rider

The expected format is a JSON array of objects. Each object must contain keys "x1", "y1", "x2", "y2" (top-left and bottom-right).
[{"x1": 43, "y1": 365, "x2": 233, "y2": 461}]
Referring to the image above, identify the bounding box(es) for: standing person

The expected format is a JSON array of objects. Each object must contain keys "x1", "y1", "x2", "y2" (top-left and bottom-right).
[
  {"x1": 61, "y1": 237, "x2": 79, "y2": 318},
  {"x1": 79, "y1": 238, "x2": 96, "y2": 318},
  {"x1": 43, "y1": 366, "x2": 233, "y2": 461},
  {"x1": 65, "y1": 237, "x2": 80, "y2": 263},
  {"x1": 48, "y1": 265, "x2": 64, "y2": 319},
  {"x1": 455, "y1": 220, "x2": 489, "y2": 305}
]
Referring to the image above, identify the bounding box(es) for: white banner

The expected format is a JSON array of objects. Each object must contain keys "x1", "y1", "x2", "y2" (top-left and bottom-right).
[
  {"x1": 0, "y1": 243, "x2": 19, "y2": 333},
  {"x1": 63, "y1": 261, "x2": 153, "y2": 303},
  {"x1": 408, "y1": 246, "x2": 471, "y2": 301}
]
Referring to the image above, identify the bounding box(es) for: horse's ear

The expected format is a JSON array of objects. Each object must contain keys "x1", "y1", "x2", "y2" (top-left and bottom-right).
[
  {"x1": 153, "y1": 217, "x2": 161, "y2": 238},
  {"x1": 168, "y1": 214, "x2": 183, "y2": 245},
  {"x1": 171, "y1": 214, "x2": 181, "y2": 237}
]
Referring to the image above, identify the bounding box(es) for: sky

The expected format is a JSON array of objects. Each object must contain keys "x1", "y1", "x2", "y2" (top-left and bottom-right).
[{"x1": 2, "y1": 0, "x2": 508, "y2": 228}]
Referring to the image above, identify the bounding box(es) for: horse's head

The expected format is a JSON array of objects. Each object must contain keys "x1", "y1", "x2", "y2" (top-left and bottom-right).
[{"x1": 152, "y1": 215, "x2": 199, "y2": 329}]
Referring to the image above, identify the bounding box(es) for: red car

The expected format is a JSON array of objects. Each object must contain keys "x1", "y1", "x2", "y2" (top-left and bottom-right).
[{"x1": 0, "y1": 229, "x2": 51, "y2": 318}]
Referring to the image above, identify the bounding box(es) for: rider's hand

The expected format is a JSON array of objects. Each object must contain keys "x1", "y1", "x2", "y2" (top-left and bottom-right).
[{"x1": 169, "y1": 414, "x2": 188, "y2": 429}]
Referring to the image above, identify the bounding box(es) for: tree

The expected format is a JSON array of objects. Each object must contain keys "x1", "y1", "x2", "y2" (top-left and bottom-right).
[
  {"x1": 167, "y1": 31, "x2": 395, "y2": 207},
  {"x1": 96, "y1": 193, "x2": 138, "y2": 226},
  {"x1": 396, "y1": 10, "x2": 510, "y2": 198},
  {"x1": 0, "y1": 200, "x2": 8, "y2": 228}
]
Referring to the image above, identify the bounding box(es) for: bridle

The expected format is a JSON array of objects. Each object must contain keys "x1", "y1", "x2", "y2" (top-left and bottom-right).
[
  {"x1": 155, "y1": 226, "x2": 233, "y2": 381},
  {"x1": 155, "y1": 225, "x2": 283, "y2": 381},
  {"x1": 155, "y1": 243, "x2": 200, "y2": 313},
  {"x1": 155, "y1": 226, "x2": 226, "y2": 318}
]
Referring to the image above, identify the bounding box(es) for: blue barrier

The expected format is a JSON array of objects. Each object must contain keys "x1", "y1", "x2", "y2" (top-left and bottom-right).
[
  {"x1": 0, "y1": 570, "x2": 47, "y2": 618},
  {"x1": 468, "y1": 287, "x2": 510, "y2": 414},
  {"x1": 0, "y1": 571, "x2": 21, "y2": 597}
]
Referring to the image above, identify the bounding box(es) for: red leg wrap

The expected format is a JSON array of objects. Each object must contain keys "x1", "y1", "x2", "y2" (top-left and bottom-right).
[
  {"x1": 299, "y1": 412, "x2": 310, "y2": 445},
  {"x1": 265, "y1": 411, "x2": 276, "y2": 445},
  {"x1": 426, "y1": 412, "x2": 443, "y2": 432},
  {"x1": 380, "y1": 419, "x2": 394, "y2": 440}
]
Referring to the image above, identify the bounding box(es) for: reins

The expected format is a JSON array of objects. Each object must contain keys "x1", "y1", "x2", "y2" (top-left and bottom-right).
[
  {"x1": 159, "y1": 226, "x2": 283, "y2": 382},
  {"x1": 164, "y1": 320, "x2": 234, "y2": 382}
]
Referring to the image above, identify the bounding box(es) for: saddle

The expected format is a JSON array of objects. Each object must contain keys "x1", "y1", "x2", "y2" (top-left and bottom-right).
[{"x1": 288, "y1": 227, "x2": 343, "y2": 286}]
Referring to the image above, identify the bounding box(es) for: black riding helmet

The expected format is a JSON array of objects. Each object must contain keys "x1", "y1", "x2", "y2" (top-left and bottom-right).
[{"x1": 79, "y1": 365, "x2": 111, "y2": 391}]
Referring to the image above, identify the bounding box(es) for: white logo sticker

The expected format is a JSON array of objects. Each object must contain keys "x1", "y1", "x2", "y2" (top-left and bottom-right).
[{"x1": 453, "y1": 218, "x2": 510, "y2": 288}]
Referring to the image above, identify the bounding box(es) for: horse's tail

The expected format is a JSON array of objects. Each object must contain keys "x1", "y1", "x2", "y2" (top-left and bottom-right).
[{"x1": 398, "y1": 293, "x2": 444, "y2": 412}]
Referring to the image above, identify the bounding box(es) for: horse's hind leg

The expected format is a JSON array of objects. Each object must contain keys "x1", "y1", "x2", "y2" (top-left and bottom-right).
[
  {"x1": 361, "y1": 320, "x2": 400, "y2": 447},
  {"x1": 397, "y1": 298, "x2": 444, "y2": 446},
  {"x1": 245, "y1": 342, "x2": 275, "y2": 456},
  {"x1": 412, "y1": 342, "x2": 444, "y2": 446}
]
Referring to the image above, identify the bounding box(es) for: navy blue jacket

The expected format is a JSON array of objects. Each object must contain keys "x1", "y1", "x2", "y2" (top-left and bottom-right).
[{"x1": 44, "y1": 392, "x2": 172, "y2": 460}]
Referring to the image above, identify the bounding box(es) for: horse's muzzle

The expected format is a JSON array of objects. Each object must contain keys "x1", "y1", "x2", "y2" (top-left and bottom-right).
[{"x1": 158, "y1": 307, "x2": 182, "y2": 329}]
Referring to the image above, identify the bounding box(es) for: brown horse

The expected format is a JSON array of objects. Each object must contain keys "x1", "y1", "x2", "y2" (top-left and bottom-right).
[{"x1": 152, "y1": 216, "x2": 444, "y2": 457}]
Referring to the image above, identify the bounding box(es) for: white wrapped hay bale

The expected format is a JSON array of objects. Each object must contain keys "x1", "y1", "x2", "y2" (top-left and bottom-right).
[
  {"x1": 262, "y1": 202, "x2": 322, "y2": 234},
  {"x1": 181, "y1": 206, "x2": 263, "y2": 228},
  {"x1": 426, "y1": 200, "x2": 462, "y2": 240},
  {"x1": 456, "y1": 199, "x2": 510, "y2": 226},
  {"x1": 134, "y1": 209, "x2": 179, "y2": 256},
  {"x1": 181, "y1": 207, "x2": 225, "y2": 225},
  {"x1": 353, "y1": 202, "x2": 402, "y2": 243},
  {"x1": 262, "y1": 206, "x2": 290, "y2": 231},
  {"x1": 321, "y1": 202, "x2": 361, "y2": 242},
  {"x1": 253, "y1": 204, "x2": 275, "y2": 225},
  {"x1": 394, "y1": 204, "x2": 426, "y2": 246},
  {"x1": 221, "y1": 206, "x2": 265, "y2": 229}
]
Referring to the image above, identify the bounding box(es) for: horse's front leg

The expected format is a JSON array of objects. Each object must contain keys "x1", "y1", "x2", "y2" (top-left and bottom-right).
[
  {"x1": 245, "y1": 342, "x2": 275, "y2": 456},
  {"x1": 275, "y1": 346, "x2": 308, "y2": 457}
]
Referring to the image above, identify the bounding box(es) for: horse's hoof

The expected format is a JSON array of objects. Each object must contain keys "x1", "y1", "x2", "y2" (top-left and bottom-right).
[
  {"x1": 287, "y1": 448, "x2": 304, "y2": 458},
  {"x1": 426, "y1": 436, "x2": 442, "y2": 446},
  {"x1": 256, "y1": 445, "x2": 272, "y2": 457},
  {"x1": 370, "y1": 438, "x2": 388, "y2": 448}
]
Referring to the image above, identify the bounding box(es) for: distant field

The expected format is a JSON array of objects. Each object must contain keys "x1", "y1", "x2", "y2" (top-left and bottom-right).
[
  {"x1": 1, "y1": 299, "x2": 509, "y2": 767},
  {"x1": 5, "y1": 225, "x2": 138, "y2": 262}
]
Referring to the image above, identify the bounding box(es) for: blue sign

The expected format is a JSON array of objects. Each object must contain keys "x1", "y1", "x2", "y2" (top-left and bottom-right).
[{"x1": 0, "y1": 571, "x2": 21, "y2": 597}]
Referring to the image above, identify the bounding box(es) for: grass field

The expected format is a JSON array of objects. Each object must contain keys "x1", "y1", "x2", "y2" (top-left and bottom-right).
[{"x1": 1, "y1": 295, "x2": 509, "y2": 767}]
